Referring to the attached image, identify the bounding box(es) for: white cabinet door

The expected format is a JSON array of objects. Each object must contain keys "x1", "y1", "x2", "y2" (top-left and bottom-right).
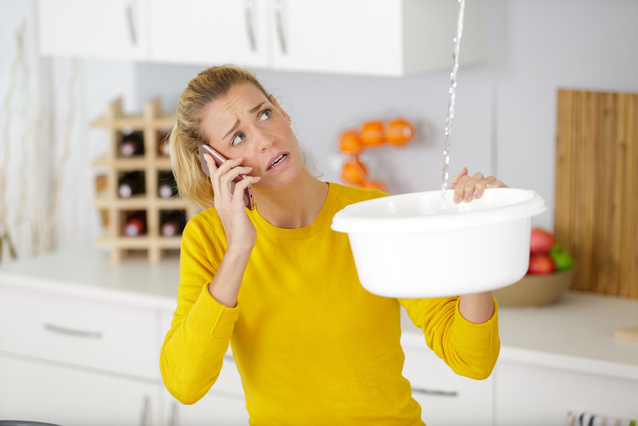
[
  {"x1": 166, "y1": 391, "x2": 249, "y2": 426},
  {"x1": 269, "y1": 0, "x2": 402, "y2": 75},
  {"x1": 495, "y1": 361, "x2": 638, "y2": 426},
  {"x1": 0, "y1": 354, "x2": 162, "y2": 426},
  {"x1": 149, "y1": 0, "x2": 269, "y2": 68},
  {"x1": 269, "y1": 0, "x2": 488, "y2": 76},
  {"x1": 401, "y1": 335, "x2": 494, "y2": 426},
  {"x1": 38, "y1": 0, "x2": 150, "y2": 60}
]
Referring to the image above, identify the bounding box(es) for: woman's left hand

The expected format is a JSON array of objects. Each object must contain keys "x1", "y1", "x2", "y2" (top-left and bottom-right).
[{"x1": 450, "y1": 167, "x2": 507, "y2": 204}]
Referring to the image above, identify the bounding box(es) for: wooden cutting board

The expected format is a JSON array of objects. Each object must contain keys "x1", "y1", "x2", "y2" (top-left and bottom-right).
[{"x1": 555, "y1": 90, "x2": 638, "y2": 299}]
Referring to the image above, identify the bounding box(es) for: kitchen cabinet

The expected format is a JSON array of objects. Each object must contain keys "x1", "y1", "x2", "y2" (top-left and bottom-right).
[
  {"x1": 148, "y1": 0, "x2": 269, "y2": 69},
  {"x1": 38, "y1": 0, "x2": 150, "y2": 60},
  {"x1": 491, "y1": 292, "x2": 638, "y2": 426},
  {"x1": 0, "y1": 251, "x2": 248, "y2": 426},
  {"x1": 267, "y1": 0, "x2": 488, "y2": 76},
  {"x1": 401, "y1": 332, "x2": 493, "y2": 425},
  {"x1": 4, "y1": 251, "x2": 637, "y2": 425},
  {"x1": 37, "y1": 0, "x2": 488, "y2": 76},
  {"x1": 495, "y1": 361, "x2": 638, "y2": 426},
  {"x1": 164, "y1": 389, "x2": 248, "y2": 426},
  {"x1": 0, "y1": 354, "x2": 162, "y2": 426}
]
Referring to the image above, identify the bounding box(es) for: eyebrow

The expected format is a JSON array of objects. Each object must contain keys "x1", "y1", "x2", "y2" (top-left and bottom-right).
[{"x1": 222, "y1": 101, "x2": 266, "y2": 141}]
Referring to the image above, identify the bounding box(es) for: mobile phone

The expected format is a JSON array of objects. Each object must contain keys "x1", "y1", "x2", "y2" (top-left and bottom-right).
[{"x1": 198, "y1": 144, "x2": 255, "y2": 210}]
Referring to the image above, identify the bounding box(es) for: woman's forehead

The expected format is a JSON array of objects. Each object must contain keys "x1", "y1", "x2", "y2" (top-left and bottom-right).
[{"x1": 200, "y1": 83, "x2": 269, "y2": 142}]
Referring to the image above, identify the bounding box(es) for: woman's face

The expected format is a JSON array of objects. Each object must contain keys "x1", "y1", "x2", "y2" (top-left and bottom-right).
[{"x1": 198, "y1": 82, "x2": 303, "y2": 189}]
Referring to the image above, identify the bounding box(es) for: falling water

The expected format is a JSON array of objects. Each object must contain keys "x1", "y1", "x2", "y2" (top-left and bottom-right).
[{"x1": 441, "y1": 0, "x2": 466, "y2": 196}]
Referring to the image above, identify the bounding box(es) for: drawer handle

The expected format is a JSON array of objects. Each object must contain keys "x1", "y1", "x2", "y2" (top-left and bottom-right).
[
  {"x1": 43, "y1": 323, "x2": 103, "y2": 339},
  {"x1": 412, "y1": 387, "x2": 458, "y2": 398},
  {"x1": 223, "y1": 354, "x2": 235, "y2": 363},
  {"x1": 126, "y1": 0, "x2": 138, "y2": 46},
  {"x1": 275, "y1": 0, "x2": 287, "y2": 54},
  {"x1": 244, "y1": 0, "x2": 256, "y2": 52}
]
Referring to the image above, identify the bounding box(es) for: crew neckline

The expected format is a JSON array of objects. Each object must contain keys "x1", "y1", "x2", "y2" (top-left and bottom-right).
[{"x1": 249, "y1": 182, "x2": 338, "y2": 240}]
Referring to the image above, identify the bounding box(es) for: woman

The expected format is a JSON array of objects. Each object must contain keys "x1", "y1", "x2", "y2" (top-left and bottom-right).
[{"x1": 160, "y1": 65, "x2": 503, "y2": 425}]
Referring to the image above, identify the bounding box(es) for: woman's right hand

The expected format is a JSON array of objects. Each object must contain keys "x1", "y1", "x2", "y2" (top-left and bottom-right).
[{"x1": 204, "y1": 154, "x2": 260, "y2": 254}]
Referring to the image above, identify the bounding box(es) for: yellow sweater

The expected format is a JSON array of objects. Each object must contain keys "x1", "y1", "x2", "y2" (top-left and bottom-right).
[{"x1": 160, "y1": 182, "x2": 500, "y2": 425}]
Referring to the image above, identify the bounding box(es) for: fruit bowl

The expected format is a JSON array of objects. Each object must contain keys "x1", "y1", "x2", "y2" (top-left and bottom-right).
[
  {"x1": 493, "y1": 269, "x2": 573, "y2": 307},
  {"x1": 331, "y1": 188, "x2": 547, "y2": 298}
]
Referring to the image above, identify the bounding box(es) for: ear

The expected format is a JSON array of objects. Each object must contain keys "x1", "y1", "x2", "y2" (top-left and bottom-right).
[{"x1": 269, "y1": 94, "x2": 290, "y2": 122}]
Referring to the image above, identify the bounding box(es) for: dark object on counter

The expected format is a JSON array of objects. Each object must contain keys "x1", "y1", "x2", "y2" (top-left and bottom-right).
[
  {"x1": 124, "y1": 211, "x2": 146, "y2": 237},
  {"x1": 160, "y1": 210, "x2": 186, "y2": 237},
  {"x1": 119, "y1": 131, "x2": 145, "y2": 156},
  {"x1": 158, "y1": 170, "x2": 178, "y2": 198},
  {"x1": 118, "y1": 171, "x2": 146, "y2": 198}
]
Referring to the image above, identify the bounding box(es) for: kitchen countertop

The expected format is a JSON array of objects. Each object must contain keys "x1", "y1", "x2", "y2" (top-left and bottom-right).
[{"x1": 2, "y1": 249, "x2": 638, "y2": 380}]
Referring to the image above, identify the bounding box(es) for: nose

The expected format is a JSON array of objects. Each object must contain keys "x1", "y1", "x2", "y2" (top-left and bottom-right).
[{"x1": 255, "y1": 127, "x2": 274, "y2": 151}]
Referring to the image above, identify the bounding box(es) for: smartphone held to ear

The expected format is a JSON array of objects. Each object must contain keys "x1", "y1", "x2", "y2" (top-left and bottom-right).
[{"x1": 198, "y1": 144, "x2": 255, "y2": 210}]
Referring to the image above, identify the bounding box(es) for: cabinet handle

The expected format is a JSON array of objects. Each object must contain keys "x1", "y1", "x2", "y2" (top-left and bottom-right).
[
  {"x1": 244, "y1": 0, "x2": 256, "y2": 52},
  {"x1": 169, "y1": 401, "x2": 179, "y2": 426},
  {"x1": 138, "y1": 395, "x2": 151, "y2": 426},
  {"x1": 43, "y1": 323, "x2": 103, "y2": 339},
  {"x1": 411, "y1": 387, "x2": 458, "y2": 398},
  {"x1": 223, "y1": 354, "x2": 235, "y2": 363},
  {"x1": 275, "y1": 0, "x2": 287, "y2": 54},
  {"x1": 126, "y1": 0, "x2": 138, "y2": 46}
]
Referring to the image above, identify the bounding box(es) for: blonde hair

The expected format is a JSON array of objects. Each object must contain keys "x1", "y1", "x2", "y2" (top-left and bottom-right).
[{"x1": 167, "y1": 65, "x2": 270, "y2": 211}]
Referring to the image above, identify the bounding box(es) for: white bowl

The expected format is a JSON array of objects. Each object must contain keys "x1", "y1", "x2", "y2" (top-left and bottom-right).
[{"x1": 331, "y1": 188, "x2": 547, "y2": 298}]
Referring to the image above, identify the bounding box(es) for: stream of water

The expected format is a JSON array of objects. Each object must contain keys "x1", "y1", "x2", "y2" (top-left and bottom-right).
[{"x1": 441, "y1": 0, "x2": 466, "y2": 196}]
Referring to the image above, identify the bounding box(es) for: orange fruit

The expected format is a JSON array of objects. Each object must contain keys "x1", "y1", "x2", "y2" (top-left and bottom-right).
[
  {"x1": 386, "y1": 118, "x2": 414, "y2": 147},
  {"x1": 339, "y1": 129, "x2": 363, "y2": 154},
  {"x1": 341, "y1": 156, "x2": 369, "y2": 187},
  {"x1": 360, "y1": 121, "x2": 385, "y2": 147}
]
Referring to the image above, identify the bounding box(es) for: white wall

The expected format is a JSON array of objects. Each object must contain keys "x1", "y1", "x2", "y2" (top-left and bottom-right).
[{"x1": 1, "y1": 0, "x2": 637, "y2": 257}]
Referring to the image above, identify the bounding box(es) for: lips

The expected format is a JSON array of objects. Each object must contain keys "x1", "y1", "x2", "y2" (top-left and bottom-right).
[{"x1": 267, "y1": 152, "x2": 289, "y2": 171}]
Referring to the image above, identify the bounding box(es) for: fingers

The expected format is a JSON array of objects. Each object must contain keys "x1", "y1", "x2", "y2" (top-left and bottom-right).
[
  {"x1": 449, "y1": 167, "x2": 468, "y2": 189},
  {"x1": 205, "y1": 155, "x2": 259, "y2": 209},
  {"x1": 452, "y1": 168, "x2": 507, "y2": 204}
]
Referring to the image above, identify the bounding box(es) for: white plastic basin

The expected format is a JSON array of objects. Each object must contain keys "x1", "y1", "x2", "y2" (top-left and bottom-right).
[{"x1": 331, "y1": 188, "x2": 547, "y2": 298}]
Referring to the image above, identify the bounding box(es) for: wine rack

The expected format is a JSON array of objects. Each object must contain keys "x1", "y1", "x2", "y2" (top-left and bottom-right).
[{"x1": 91, "y1": 97, "x2": 195, "y2": 264}]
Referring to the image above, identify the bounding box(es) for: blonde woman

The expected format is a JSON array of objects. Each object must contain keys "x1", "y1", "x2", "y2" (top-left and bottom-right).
[{"x1": 160, "y1": 65, "x2": 504, "y2": 425}]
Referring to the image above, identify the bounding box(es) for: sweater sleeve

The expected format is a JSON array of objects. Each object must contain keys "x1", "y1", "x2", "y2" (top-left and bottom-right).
[
  {"x1": 399, "y1": 296, "x2": 500, "y2": 380},
  {"x1": 160, "y1": 214, "x2": 240, "y2": 405}
]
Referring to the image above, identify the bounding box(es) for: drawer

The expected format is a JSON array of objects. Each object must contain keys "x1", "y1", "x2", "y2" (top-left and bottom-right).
[
  {"x1": 401, "y1": 335, "x2": 494, "y2": 425},
  {"x1": 0, "y1": 287, "x2": 159, "y2": 379}
]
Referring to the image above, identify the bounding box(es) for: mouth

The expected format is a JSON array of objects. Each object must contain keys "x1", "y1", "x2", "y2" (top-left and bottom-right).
[{"x1": 267, "y1": 152, "x2": 289, "y2": 171}]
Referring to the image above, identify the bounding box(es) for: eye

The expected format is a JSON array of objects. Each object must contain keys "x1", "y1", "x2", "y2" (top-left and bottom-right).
[
  {"x1": 259, "y1": 108, "x2": 272, "y2": 122},
  {"x1": 231, "y1": 132, "x2": 246, "y2": 146}
]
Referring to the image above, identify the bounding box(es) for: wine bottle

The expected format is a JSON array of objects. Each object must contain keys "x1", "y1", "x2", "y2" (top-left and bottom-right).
[
  {"x1": 124, "y1": 211, "x2": 146, "y2": 237},
  {"x1": 160, "y1": 211, "x2": 186, "y2": 237},
  {"x1": 157, "y1": 130, "x2": 171, "y2": 157},
  {"x1": 118, "y1": 171, "x2": 146, "y2": 198},
  {"x1": 120, "y1": 131, "x2": 145, "y2": 157},
  {"x1": 158, "y1": 171, "x2": 178, "y2": 198}
]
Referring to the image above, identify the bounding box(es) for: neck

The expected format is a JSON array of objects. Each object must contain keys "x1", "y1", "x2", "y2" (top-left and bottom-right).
[{"x1": 253, "y1": 169, "x2": 329, "y2": 229}]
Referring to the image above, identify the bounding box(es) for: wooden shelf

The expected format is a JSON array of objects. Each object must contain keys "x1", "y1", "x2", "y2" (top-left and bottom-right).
[
  {"x1": 94, "y1": 195, "x2": 188, "y2": 210},
  {"x1": 91, "y1": 114, "x2": 176, "y2": 130},
  {"x1": 94, "y1": 236, "x2": 182, "y2": 249},
  {"x1": 92, "y1": 97, "x2": 195, "y2": 264},
  {"x1": 93, "y1": 155, "x2": 172, "y2": 170}
]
